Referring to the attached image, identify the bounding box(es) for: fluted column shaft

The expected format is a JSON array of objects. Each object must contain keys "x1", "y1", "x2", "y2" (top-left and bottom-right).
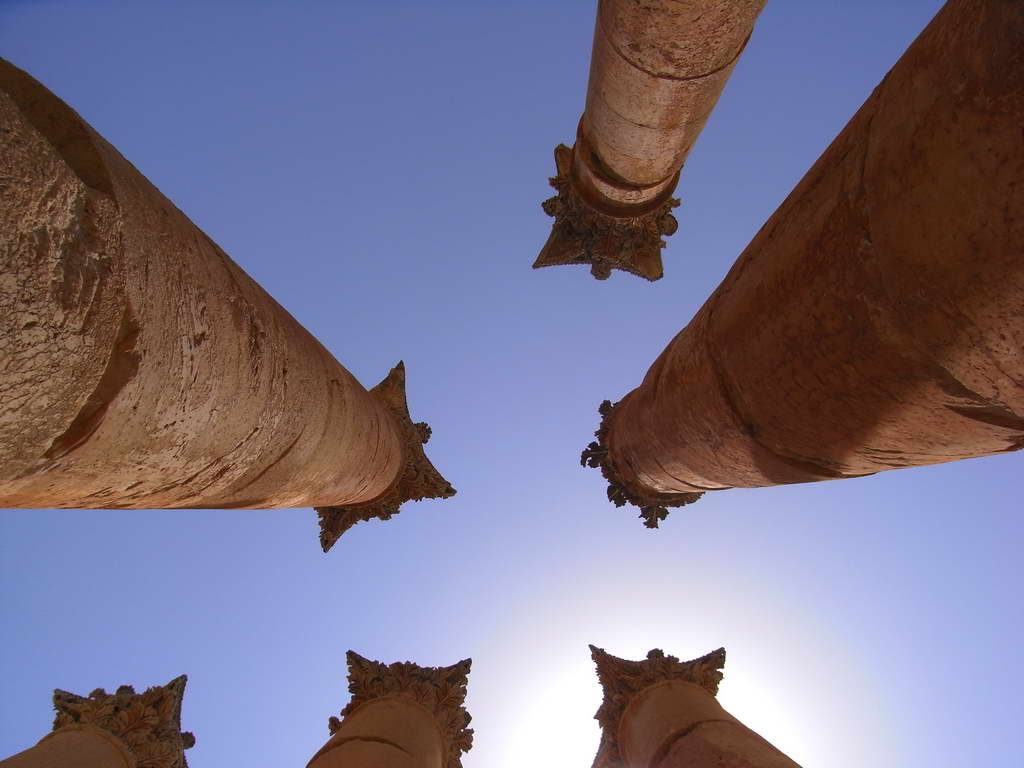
[
  {"x1": 592, "y1": 0, "x2": 1023, "y2": 514},
  {"x1": 0, "y1": 60, "x2": 452, "y2": 544}
]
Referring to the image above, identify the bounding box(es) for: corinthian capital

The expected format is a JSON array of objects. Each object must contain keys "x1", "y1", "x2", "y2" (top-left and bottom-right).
[
  {"x1": 316, "y1": 361, "x2": 457, "y2": 552},
  {"x1": 52, "y1": 675, "x2": 194, "y2": 768},
  {"x1": 327, "y1": 650, "x2": 473, "y2": 768},
  {"x1": 589, "y1": 646, "x2": 726, "y2": 768}
]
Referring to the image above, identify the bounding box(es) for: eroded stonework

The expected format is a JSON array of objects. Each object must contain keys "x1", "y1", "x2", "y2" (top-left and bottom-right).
[
  {"x1": 52, "y1": 675, "x2": 194, "y2": 768},
  {"x1": 581, "y1": 399, "x2": 704, "y2": 527},
  {"x1": 534, "y1": 145, "x2": 680, "y2": 281},
  {"x1": 316, "y1": 362, "x2": 456, "y2": 552},
  {"x1": 590, "y1": 646, "x2": 726, "y2": 768},
  {"x1": 328, "y1": 651, "x2": 473, "y2": 768}
]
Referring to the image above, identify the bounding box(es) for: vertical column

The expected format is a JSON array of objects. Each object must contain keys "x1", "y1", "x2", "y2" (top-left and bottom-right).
[
  {"x1": 590, "y1": 647, "x2": 798, "y2": 768},
  {"x1": 582, "y1": 0, "x2": 1024, "y2": 524},
  {"x1": 0, "y1": 59, "x2": 454, "y2": 549},
  {"x1": 307, "y1": 651, "x2": 473, "y2": 768},
  {"x1": 535, "y1": 0, "x2": 766, "y2": 280},
  {"x1": 1, "y1": 676, "x2": 193, "y2": 768}
]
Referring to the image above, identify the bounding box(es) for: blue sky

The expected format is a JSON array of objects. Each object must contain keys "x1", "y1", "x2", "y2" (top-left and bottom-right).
[{"x1": 1, "y1": 2, "x2": 1021, "y2": 766}]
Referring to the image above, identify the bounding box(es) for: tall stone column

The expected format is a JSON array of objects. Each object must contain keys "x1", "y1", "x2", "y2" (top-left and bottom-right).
[
  {"x1": 0, "y1": 59, "x2": 454, "y2": 550},
  {"x1": 307, "y1": 651, "x2": 473, "y2": 768},
  {"x1": 590, "y1": 647, "x2": 799, "y2": 768},
  {"x1": 0, "y1": 675, "x2": 193, "y2": 768},
  {"x1": 535, "y1": 0, "x2": 766, "y2": 280},
  {"x1": 583, "y1": 0, "x2": 1024, "y2": 526}
]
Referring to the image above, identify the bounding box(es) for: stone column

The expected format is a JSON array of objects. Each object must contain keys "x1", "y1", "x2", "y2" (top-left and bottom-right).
[
  {"x1": 307, "y1": 651, "x2": 473, "y2": 768},
  {"x1": 1, "y1": 676, "x2": 193, "y2": 768},
  {"x1": 535, "y1": 0, "x2": 766, "y2": 280},
  {"x1": 582, "y1": 0, "x2": 1024, "y2": 526},
  {"x1": 0, "y1": 59, "x2": 453, "y2": 550},
  {"x1": 590, "y1": 646, "x2": 799, "y2": 768}
]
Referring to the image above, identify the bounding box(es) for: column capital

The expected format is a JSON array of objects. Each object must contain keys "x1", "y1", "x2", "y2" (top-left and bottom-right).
[
  {"x1": 581, "y1": 399, "x2": 704, "y2": 528},
  {"x1": 51, "y1": 675, "x2": 194, "y2": 768},
  {"x1": 534, "y1": 144, "x2": 680, "y2": 281},
  {"x1": 589, "y1": 646, "x2": 725, "y2": 768},
  {"x1": 327, "y1": 651, "x2": 473, "y2": 768},
  {"x1": 316, "y1": 362, "x2": 456, "y2": 552}
]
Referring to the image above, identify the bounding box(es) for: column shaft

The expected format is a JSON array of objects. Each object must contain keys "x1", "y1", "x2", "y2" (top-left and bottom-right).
[
  {"x1": 582, "y1": 0, "x2": 766, "y2": 190},
  {"x1": 308, "y1": 698, "x2": 443, "y2": 768},
  {"x1": 0, "y1": 60, "x2": 452, "y2": 538},
  {"x1": 621, "y1": 682, "x2": 798, "y2": 768},
  {"x1": 1, "y1": 728, "x2": 134, "y2": 768},
  {"x1": 536, "y1": 0, "x2": 766, "y2": 279},
  {"x1": 308, "y1": 652, "x2": 473, "y2": 768},
  {"x1": 589, "y1": 0, "x2": 1024, "y2": 516},
  {"x1": 590, "y1": 647, "x2": 800, "y2": 768}
]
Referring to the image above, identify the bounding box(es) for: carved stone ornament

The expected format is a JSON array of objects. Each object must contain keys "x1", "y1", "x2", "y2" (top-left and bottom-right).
[
  {"x1": 52, "y1": 675, "x2": 194, "y2": 768},
  {"x1": 533, "y1": 144, "x2": 680, "y2": 281},
  {"x1": 590, "y1": 646, "x2": 726, "y2": 768},
  {"x1": 581, "y1": 399, "x2": 704, "y2": 527},
  {"x1": 327, "y1": 650, "x2": 473, "y2": 768},
  {"x1": 316, "y1": 361, "x2": 456, "y2": 552}
]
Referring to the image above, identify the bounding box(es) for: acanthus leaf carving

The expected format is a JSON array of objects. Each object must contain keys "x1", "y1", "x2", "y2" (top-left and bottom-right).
[
  {"x1": 581, "y1": 399, "x2": 704, "y2": 527},
  {"x1": 316, "y1": 361, "x2": 456, "y2": 552},
  {"x1": 534, "y1": 144, "x2": 680, "y2": 282},
  {"x1": 52, "y1": 675, "x2": 194, "y2": 768},
  {"x1": 329, "y1": 650, "x2": 474, "y2": 768},
  {"x1": 589, "y1": 646, "x2": 726, "y2": 768}
]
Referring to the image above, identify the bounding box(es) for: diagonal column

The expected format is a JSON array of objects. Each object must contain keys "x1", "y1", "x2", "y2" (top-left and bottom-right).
[
  {"x1": 0, "y1": 675, "x2": 193, "y2": 768},
  {"x1": 535, "y1": 0, "x2": 766, "y2": 280},
  {"x1": 583, "y1": 0, "x2": 1024, "y2": 525},
  {"x1": 590, "y1": 646, "x2": 799, "y2": 768},
  {"x1": 307, "y1": 651, "x2": 473, "y2": 768},
  {"x1": 0, "y1": 60, "x2": 453, "y2": 550}
]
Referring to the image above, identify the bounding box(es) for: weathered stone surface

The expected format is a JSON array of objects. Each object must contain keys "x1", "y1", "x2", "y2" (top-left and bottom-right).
[
  {"x1": 536, "y1": 0, "x2": 766, "y2": 280},
  {"x1": 316, "y1": 363, "x2": 456, "y2": 552},
  {"x1": 0, "y1": 676, "x2": 193, "y2": 768},
  {"x1": 594, "y1": 0, "x2": 1024, "y2": 516},
  {"x1": 308, "y1": 651, "x2": 473, "y2": 768},
  {"x1": 657, "y1": 721, "x2": 800, "y2": 768},
  {"x1": 0, "y1": 60, "x2": 453, "y2": 540},
  {"x1": 590, "y1": 646, "x2": 800, "y2": 768}
]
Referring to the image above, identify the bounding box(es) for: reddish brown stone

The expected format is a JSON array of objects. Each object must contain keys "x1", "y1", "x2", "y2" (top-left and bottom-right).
[
  {"x1": 590, "y1": 646, "x2": 800, "y2": 768},
  {"x1": 0, "y1": 60, "x2": 453, "y2": 543},
  {"x1": 536, "y1": 0, "x2": 766, "y2": 280},
  {"x1": 309, "y1": 652, "x2": 473, "y2": 768},
  {"x1": 591, "y1": 0, "x2": 1024, "y2": 517}
]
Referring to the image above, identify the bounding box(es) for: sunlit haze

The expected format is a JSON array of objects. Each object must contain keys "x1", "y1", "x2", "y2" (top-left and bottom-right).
[{"x1": 1, "y1": 2, "x2": 1021, "y2": 767}]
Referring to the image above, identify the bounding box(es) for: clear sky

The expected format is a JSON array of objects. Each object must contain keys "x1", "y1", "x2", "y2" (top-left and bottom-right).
[{"x1": 1, "y1": 1, "x2": 1021, "y2": 766}]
